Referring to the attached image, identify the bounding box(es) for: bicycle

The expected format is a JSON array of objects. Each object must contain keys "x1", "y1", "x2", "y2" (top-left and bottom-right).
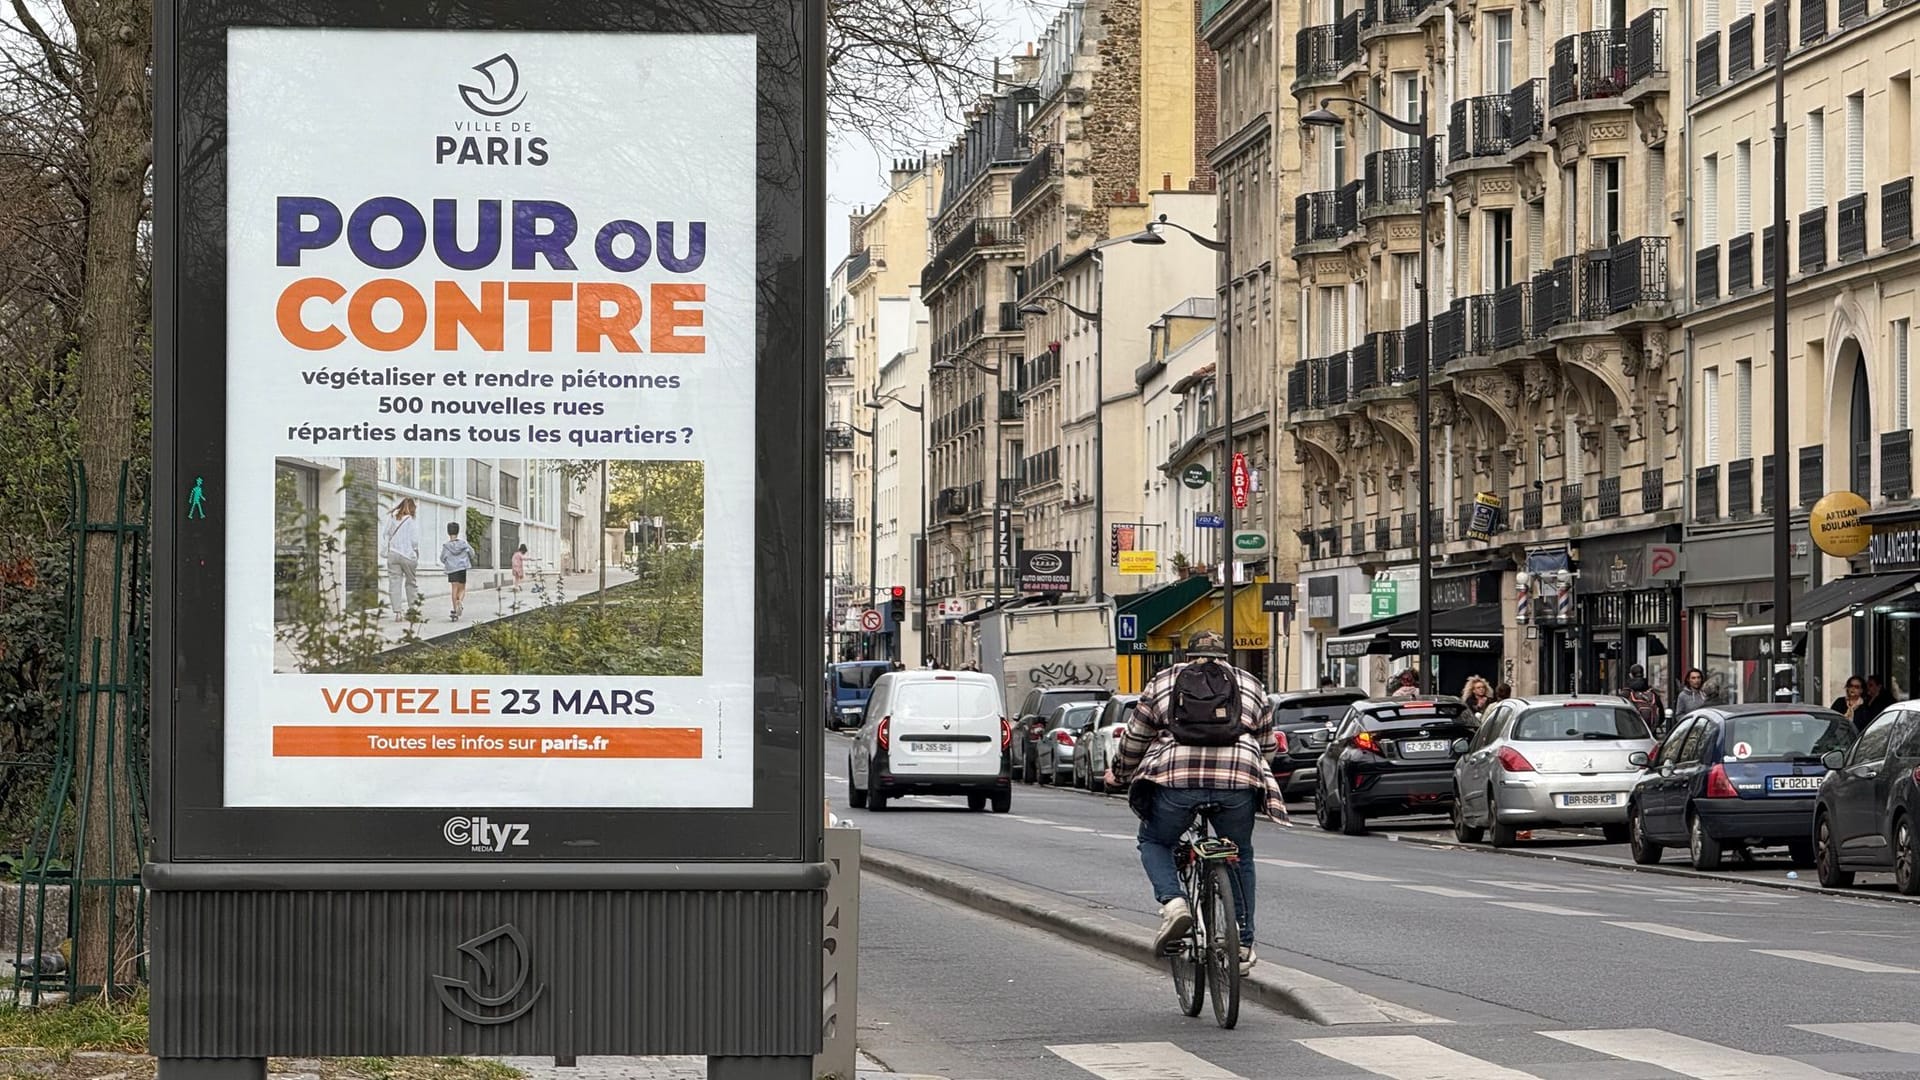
[{"x1": 1165, "y1": 808, "x2": 1243, "y2": 1029}]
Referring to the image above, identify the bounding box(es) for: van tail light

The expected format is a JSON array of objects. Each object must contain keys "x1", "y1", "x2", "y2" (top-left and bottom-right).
[
  {"x1": 999, "y1": 718, "x2": 1011, "y2": 749},
  {"x1": 1353, "y1": 731, "x2": 1381, "y2": 754},
  {"x1": 1706, "y1": 763, "x2": 1739, "y2": 799},
  {"x1": 877, "y1": 716, "x2": 891, "y2": 751},
  {"x1": 1274, "y1": 731, "x2": 1289, "y2": 754},
  {"x1": 1054, "y1": 731, "x2": 1075, "y2": 746},
  {"x1": 1496, "y1": 747, "x2": 1535, "y2": 773}
]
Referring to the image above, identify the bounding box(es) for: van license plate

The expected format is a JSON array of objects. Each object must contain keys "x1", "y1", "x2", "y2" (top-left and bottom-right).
[
  {"x1": 916, "y1": 741, "x2": 954, "y2": 753},
  {"x1": 1768, "y1": 775, "x2": 1821, "y2": 791}
]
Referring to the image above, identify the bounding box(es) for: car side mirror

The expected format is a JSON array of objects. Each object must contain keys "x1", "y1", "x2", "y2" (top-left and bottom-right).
[
  {"x1": 1822, "y1": 749, "x2": 1845, "y2": 770},
  {"x1": 1450, "y1": 738, "x2": 1471, "y2": 755},
  {"x1": 1627, "y1": 751, "x2": 1650, "y2": 769}
]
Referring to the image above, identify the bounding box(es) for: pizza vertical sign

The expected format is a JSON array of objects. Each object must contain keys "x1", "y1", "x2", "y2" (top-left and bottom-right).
[{"x1": 225, "y1": 32, "x2": 756, "y2": 809}]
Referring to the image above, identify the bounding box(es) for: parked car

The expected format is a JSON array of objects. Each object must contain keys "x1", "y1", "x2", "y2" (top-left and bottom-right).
[
  {"x1": 825, "y1": 660, "x2": 890, "y2": 729},
  {"x1": 1073, "y1": 694, "x2": 1141, "y2": 792},
  {"x1": 1033, "y1": 701, "x2": 1101, "y2": 786},
  {"x1": 1626, "y1": 704, "x2": 1851, "y2": 870},
  {"x1": 1269, "y1": 689, "x2": 1366, "y2": 800},
  {"x1": 1450, "y1": 695, "x2": 1655, "y2": 847},
  {"x1": 1313, "y1": 696, "x2": 1475, "y2": 835},
  {"x1": 847, "y1": 671, "x2": 1012, "y2": 813},
  {"x1": 1013, "y1": 686, "x2": 1111, "y2": 783},
  {"x1": 1812, "y1": 703, "x2": 1920, "y2": 893}
]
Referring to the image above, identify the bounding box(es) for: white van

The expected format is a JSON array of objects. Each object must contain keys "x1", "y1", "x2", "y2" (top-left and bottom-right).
[{"x1": 847, "y1": 671, "x2": 1011, "y2": 813}]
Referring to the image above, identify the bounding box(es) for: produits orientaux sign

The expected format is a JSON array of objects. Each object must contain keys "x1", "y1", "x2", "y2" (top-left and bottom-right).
[{"x1": 1018, "y1": 549, "x2": 1074, "y2": 593}]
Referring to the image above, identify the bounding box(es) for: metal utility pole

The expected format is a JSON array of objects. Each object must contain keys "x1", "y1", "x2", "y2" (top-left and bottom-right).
[{"x1": 1771, "y1": 36, "x2": 1793, "y2": 690}]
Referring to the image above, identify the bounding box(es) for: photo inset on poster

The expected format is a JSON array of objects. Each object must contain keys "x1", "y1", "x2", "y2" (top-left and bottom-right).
[{"x1": 272, "y1": 458, "x2": 704, "y2": 676}]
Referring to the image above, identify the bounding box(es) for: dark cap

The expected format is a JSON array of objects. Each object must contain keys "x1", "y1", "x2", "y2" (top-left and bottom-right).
[{"x1": 1187, "y1": 629, "x2": 1228, "y2": 657}]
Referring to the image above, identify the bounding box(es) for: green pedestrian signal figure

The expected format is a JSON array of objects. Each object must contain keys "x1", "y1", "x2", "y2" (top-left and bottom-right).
[{"x1": 188, "y1": 477, "x2": 208, "y2": 519}]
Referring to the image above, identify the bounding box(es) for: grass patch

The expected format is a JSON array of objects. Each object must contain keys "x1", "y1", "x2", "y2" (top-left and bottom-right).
[
  {"x1": 0, "y1": 993, "x2": 147, "y2": 1052},
  {"x1": 328, "y1": 1058, "x2": 521, "y2": 1080}
]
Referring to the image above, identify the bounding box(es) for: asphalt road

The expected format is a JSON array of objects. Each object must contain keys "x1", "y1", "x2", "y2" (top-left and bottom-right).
[{"x1": 834, "y1": 732, "x2": 1920, "y2": 1080}]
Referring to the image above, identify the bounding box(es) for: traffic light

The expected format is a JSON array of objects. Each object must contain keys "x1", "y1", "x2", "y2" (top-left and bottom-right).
[{"x1": 888, "y1": 585, "x2": 906, "y2": 625}]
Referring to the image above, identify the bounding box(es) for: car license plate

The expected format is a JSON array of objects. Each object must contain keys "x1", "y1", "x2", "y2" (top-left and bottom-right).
[
  {"x1": 915, "y1": 741, "x2": 954, "y2": 754},
  {"x1": 1769, "y1": 775, "x2": 1821, "y2": 791},
  {"x1": 1402, "y1": 739, "x2": 1450, "y2": 754},
  {"x1": 1558, "y1": 792, "x2": 1622, "y2": 808}
]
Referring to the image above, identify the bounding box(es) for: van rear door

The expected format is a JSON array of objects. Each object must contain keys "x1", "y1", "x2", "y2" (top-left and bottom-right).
[{"x1": 888, "y1": 677, "x2": 1003, "y2": 779}]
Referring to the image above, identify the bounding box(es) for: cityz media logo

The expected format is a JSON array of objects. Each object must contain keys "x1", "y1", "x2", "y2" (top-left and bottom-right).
[
  {"x1": 444, "y1": 815, "x2": 530, "y2": 853},
  {"x1": 458, "y1": 53, "x2": 526, "y2": 116}
]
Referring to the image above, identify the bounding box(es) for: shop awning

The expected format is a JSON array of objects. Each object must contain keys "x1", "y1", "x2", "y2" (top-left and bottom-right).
[
  {"x1": 1116, "y1": 575, "x2": 1213, "y2": 653},
  {"x1": 1726, "y1": 570, "x2": 1920, "y2": 654},
  {"x1": 1146, "y1": 580, "x2": 1270, "y2": 651},
  {"x1": 1326, "y1": 605, "x2": 1504, "y2": 657}
]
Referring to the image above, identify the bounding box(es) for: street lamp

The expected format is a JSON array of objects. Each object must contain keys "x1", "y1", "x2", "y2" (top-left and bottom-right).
[
  {"x1": 868, "y1": 390, "x2": 926, "y2": 663},
  {"x1": 932, "y1": 354, "x2": 1010, "y2": 606},
  {"x1": 1020, "y1": 294, "x2": 1106, "y2": 603},
  {"x1": 1305, "y1": 91, "x2": 1435, "y2": 695},
  {"x1": 1136, "y1": 213, "x2": 1236, "y2": 657}
]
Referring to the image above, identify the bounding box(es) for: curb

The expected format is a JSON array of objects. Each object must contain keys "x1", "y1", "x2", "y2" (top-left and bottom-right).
[
  {"x1": 861, "y1": 845, "x2": 1445, "y2": 1027},
  {"x1": 1383, "y1": 830, "x2": 1920, "y2": 906}
]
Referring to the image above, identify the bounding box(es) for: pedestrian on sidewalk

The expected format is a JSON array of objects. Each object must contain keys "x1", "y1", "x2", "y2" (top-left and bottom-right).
[
  {"x1": 512, "y1": 542, "x2": 528, "y2": 589},
  {"x1": 441, "y1": 521, "x2": 476, "y2": 621},
  {"x1": 383, "y1": 497, "x2": 421, "y2": 620},
  {"x1": 1391, "y1": 669, "x2": 1420, "y2": 698},
  {"x1": 1622, "y1": 663, "x2": 1666, "y2": 737},
  {"x1": 1676, "y1": 667, "x2": 1709, "y2": 719},
  {"x1": 1105, "y1": 628, "x2": 1286, "y2": 977},
  {"x1": 1831, "y1": 675, "x2": 1867, "y2": 731},
  {"x1": 1861, "y1": 673, "x2": 1893, "y2": 728},
  {"x1": 1458, "y1": 675, "x2": 1494, "y2": 719}
]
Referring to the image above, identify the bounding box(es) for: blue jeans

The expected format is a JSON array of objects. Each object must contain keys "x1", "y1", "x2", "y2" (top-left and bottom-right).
[{"x1": 1137, "y1": 786, "x2": 1257, "y2": 946}]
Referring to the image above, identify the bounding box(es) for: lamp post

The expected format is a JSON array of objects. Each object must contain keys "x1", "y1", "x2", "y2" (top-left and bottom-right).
[
  {"x1": 868, "y1": 390, "x2": 927, "y2": 664},
  {"x1": 935, "y1": 354, "x2": 1008, "y2": 607},
  {"x1": 1305, "y1": 91, "x2": 1434, "y2": 694},
  {"x1": 1770, "y1": 32, "x2": 1793, "y2": 690},
  {"x1": 1136, "y1": 215, "x2": 1234, "y2": 655},
  {"x1": 1020, "y1": 292, "x2": 1105, "y2": 603}
]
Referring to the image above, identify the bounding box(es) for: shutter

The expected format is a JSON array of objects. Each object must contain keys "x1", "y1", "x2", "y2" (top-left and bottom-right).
[
  {"x1": 1705, "y1": 0, "x2": 1720, "y2": 31},
  {"x1": 1566, "y1": 416, "x2": 1582, "y2": 479},
  {"x1": 1704, "y1": 368, "x2": 1721, "y2": 466},
  {"x1": 1646, "y1": 148, "x2": 1665, "y2": 236},
  {"x1": 1349, "y1": 280, "x2": 1364, "y2": 343},
  {"x1": 1736, "y1": 359, "x2": 1753, "y2": 459},
  {"x1": 1528, "y1": 200, "x2": 1546, "y2": 271},
  {"x1": 1807, "y1": 110, "x2": 1826, "y2": 208},
  {"x1": 1329, "y1": 287, "x2": 1348, "y2": 352},
  {"x1": 1604, "y1": 419, "x2": 1623, "y2": 475},
  {"x1": 1299, "y1": 286, "x2": 1309, "y2": 360},
  {"x1": 1492, "y1": 448, "x2": 1511, "y2": 506},
  {"x1": 1398, "y1": 254, "x2": 1420, "y2": 328},
  {"x1": 1563, "y1": 166, "x2": 1579, "y2": 252},
  {"x1": 1846, "y1": 94, "x2": 1864, "y2": 198},
  {"x1": 1898, "y1": 320, "x2": 1911, "y2": 431},
  {"x1": 1735, "y1": 142, "x2": 1752, "y2": 234},
  {"x1": 1735, "y1": 0, "x2": 1752, "y2": 15},
  {"x1": 1701, "y1": 155, "x2": 1720, "y2": 246},
  {"x1": 1530, "y1": 2, "x2": 1546, "y2": 79}
]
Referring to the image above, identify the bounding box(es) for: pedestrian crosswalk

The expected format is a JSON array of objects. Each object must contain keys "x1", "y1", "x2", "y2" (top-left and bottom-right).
[{"x1": 1045, "y1": 1024, "x2": 1920, "y2": 1079}]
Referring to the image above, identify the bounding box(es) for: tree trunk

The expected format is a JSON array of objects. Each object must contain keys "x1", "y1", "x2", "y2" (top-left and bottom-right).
[{"x1": 71, "y1": 0, "x2": 153, "y2": 998}]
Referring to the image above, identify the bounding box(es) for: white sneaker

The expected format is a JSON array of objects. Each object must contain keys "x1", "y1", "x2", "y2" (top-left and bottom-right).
[
  {"x1": 1239, "y1": 945, "x2": 1258, "y2": 975},
  {"x1": 1153, "y1": 897, "x2": 1194, "y2": 955}
]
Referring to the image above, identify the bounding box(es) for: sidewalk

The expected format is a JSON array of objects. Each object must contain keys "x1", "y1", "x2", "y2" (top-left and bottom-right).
[
  {"x1": 494, "y1": 1052, "x2": 941, "y2": 1079},
  {"x1": 273, "y1": 566, "x2": 638, "y2": 672}
]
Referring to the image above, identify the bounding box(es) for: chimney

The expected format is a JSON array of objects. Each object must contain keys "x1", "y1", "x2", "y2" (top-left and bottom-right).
[{"x1": 1162, "y1": 171, "x2": 1172, "y2": 191}]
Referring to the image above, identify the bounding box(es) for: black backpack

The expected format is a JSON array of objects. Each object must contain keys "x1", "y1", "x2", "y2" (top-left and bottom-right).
[{"x1": 1166, "y1": 661, "x2": 1242, "y2": 746}]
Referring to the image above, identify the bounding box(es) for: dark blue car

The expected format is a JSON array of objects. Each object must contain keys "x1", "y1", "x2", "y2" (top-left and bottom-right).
[
  {"x1": 826, "y1": 661, "x2": 891, "y2": 729},
  {"x1": 1627, "y1": 704, "x2": 1853, "y2": 870}
]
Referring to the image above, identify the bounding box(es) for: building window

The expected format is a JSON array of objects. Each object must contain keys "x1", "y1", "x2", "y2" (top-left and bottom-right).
[
  {"x1": 1807, "y1": 109, "x2": 1826, "y2": 209},
  {"x1": 1735, "y1": 141, "x2": 1752, "y2": 235},
  {"x1": 1703, "y1": 367, "x2": 1721, "y2": 466},
  {"x1": 1846, "y1": 92, "x2": 1865, "y2": 199},
  {"x1": 1488, "y1": 209, "x2": 1514, "y2": 290},
  {"x1": 1735, "y1": 358, "x2": 1753, "y2": 459},
  {"x1": 467, "y1": 459, "x2": 495, "y2": 501},
  {"x1": 1594, "y1": 158, "x2": 1623, "y2": 248},
  {"x1": 1486, "y1": 11, "x2": 1514, "y2": 92},
  {"x1": 498, "y1": 469, "x2": 521, "y2": 511},
  {"x1": 1700, "y1": 154, "x2": 1720, "y2": 246},
  {"x1": 1395, "y1": 253, "x2": 1420, "y2": 328},
  {"x1": 1526, "y1": 199, "x2": 1546, "y2": 273},
  {"x1": 1318, "y1": 287, "x2": 1348, "y2": 353}
]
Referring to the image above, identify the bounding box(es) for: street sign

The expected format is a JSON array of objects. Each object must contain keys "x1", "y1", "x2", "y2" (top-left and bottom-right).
[
  {"x1": 1261, "y1": 583, "x2": 1295, "y2": 615},
  {"x1": 1231, "y1": 452, "x2": 1250, "y2": 510},
  {"x1": 1118, "y1": 550, "x2": 1159, "y2": 575},
  {"x1": 1180, "y1": 463, "x2": 1212, "y2": 489},
  {"x1": 860, "y1": 608, "x2": 884, "y2": 632},
  {"x1": 1232, "y1": 530, "x2": 1269, "y2": 556},
  {"x1": 1117, "y1": 614, "x2": 1140, "y2": 642},
  {"x1": 995, "y1": 506, "x2": 1015, "y2": 570},
  {"x1": 1196, "y1": 514, "x2": 1225, "y2": 529},
  {"x1": 155, "y1": 3, "x2": 825, "y2": 1072},
  {"x1": 1017, "y1": 549, "x2": 1074, "y2": 593},
  {"x1": 1371, "y1": 576, "x2": 1400, "y2": 619},
  {"x1": 1467, "y1": 492, "x2": 1501, "y2": 541}
]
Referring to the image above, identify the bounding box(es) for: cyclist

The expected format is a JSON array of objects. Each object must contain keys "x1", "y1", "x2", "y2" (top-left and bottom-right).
[{"x1": 1106, "y1": 629, "x2": 1287, "y2": 975}]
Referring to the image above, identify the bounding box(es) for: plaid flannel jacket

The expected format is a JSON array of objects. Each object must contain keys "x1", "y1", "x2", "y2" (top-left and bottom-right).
[{"x1": 1111, "y1": 661, "x2": 1287, "y2": 820}]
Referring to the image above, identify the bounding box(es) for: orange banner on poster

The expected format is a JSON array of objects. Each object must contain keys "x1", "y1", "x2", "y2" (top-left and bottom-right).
[{"x1": 272, "y1": 725, "x2": 703, "y2": 759}]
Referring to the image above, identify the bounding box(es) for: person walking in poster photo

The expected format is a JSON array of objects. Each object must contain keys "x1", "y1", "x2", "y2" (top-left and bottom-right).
[
  {"x1": 441, "y1": 521, "x2": 476, "y2": 621},
  {"x1": 383, "y1": 497, "x2": 421, "y2": 620}
]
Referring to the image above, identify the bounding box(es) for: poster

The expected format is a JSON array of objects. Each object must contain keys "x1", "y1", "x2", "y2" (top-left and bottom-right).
[{"x1": 225, "y1": 29, "x2": 756, "y2": 807}]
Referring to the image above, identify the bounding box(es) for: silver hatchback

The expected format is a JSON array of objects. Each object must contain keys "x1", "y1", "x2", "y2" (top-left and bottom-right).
[{"x1": 1451, "y1": 695, "x2": 1657, "y2": 847}]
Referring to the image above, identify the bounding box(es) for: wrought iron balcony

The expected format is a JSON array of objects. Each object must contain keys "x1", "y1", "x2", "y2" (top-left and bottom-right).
[
  {"x1": 1727, "y1": 457, "x2": 1754, "y2": 517},
  {"x1": 1493, "y1": 281, "x2": 1532, "y2": 349},
  {"x1": 1335, "y1": 10, "x2": 1362, "y2": 64},
  {"x1": 1307, "y1": 355, "x2": 1330, "y2": 408},
  {"x1": 1532, "y1": 264, "x2": 1566, "y2": 338},
  {"x1": 827, "y1": 497, "x2": 854, "y2": 522},
  {"x1": 1641, "y1": 467, "x2": 1665, "y2": 513},
  {"x1": 922, "y1": 216, "x2": 1025, "y2": 292},
  {"x1": 1727, "y1": 14, "x2": 1755, "y2": 78},
  {"x1": 1695, "y1": 32, "x2": 1720, "y2": 96},
  {"x1": 1296, "y1": 190, "x2": 1344, "y2": 245},
  {"x1": 1598, "y1": 476, "x2": 1622, "y2": 519},
  {"x1": 1694, "y1": 466, "x2": 1720, "y2": 521},
  {"x1": 999, "y1": 301, "x2": 1022, "y2": 332},
  {"x1": 1628, "y1": 9, "x2": 1667, "y2": 85},
  {"x1": 1799, "y1": 207, "x2": 1828, "y2": 274},
  {"x1": 1364, "y1": 147, "x2": 1424, "y2": 207},
  {"x1": 1296, "y1": 24, "x2": 1341, "y2": 84},
  {"x1": 1431, "y1": 307, "x2": 1462, "y2": 365},
  {"x1": 847, "y1": 246, "x2": 873, "y2": 282},
  {"x1": 1336, "y1": 180, "x2": 1363, "y2": 235},
  {"x1": 1523, "y1": 489, "x2": 1544, "y2": 530},
  {"x1": 1696, "y1": 244, "x2": 1720, "y2": 303},
  {"x1": 1020, "y1": 243, "x2": 1061, "y2": 297},
  {"x1": 1351, "y1": 521, "x2": 1367, "y2": 555},
  {"x1": 1550, "y1": 30, "x2": 1632, "y2": 110},
  {"x1": 1886, "y1": 178, "x2": 1914, "y2": 247},
  {"x1": 827, "y1": 356, "x2": 851, "y2": 378},
  {"x1": 1351, "y1": 335, "x2": 1380, "y2": 393},
  {"x1": 1727, "y1": 233, "x2": 1754, "y2": 294},
  {"x1": 1448, "y1": 95, "x2": 1511, "y2": 162},
  {"x1": 998, "y1": 389, "x2": 1023, "y2": 421},
  {"x1": 1608, "y1": 236, "x2": 1670, "y2": 311},
  {"x1": 1453, "y1": 293, "x2": 1497, "y2": 357},
  {"x1": 1838, "y1": 193, "x2": 1868, "y2": 261},
  {"x1": 1321, "y1": 351, "x2": 1351, "y2": 405},
  {"x1": 1801, "y1": 0, "x2": 1826, "y2": 45},
  {"x1": 1361, "y1": 0, "x2": 1425, "y2": 26},
  {"x1": 1400, "y1": 512, "x2": 1418, "y2": 548},
  {"x1": 1799, "y1": 445, "x2": 1823, "y2": 508},
  {"x1": 826, "y1": 427, "x2": 855, "y2": 451},
  {"x1": 1884, "y1": 430, "x2": 1914, "y2": 500},
  {"x1": 1381, "y1": 326, "x2": 1425, "y2": 382},
  {"x1": 1011, "y1": 144, "x2": 1063, "y2": 209},
  {"x1": 1561, "y1": 482, "x2": 1584, "y2": 525},
  {"x1": 1287, "y1": 363, "x2": 1307, "y2": 416},
  {"x1": 1508, "y1": 80, "x2": 1546, "y2": 145},
  {"x1": 1580, "y1": 249, "x2": 1614, "y2": 320},
  {"x1": 1375, "y1": 518, "x2": 1392, "y2": 551}
]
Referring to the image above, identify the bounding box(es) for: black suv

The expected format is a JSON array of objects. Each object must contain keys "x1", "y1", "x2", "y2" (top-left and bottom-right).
[
  {"x1": 1314, "y1": 696, "x2": 1474, "y2": 835},
  {"x1": 1268, "y1": 689, "x2": 1366, "y2": 799}
]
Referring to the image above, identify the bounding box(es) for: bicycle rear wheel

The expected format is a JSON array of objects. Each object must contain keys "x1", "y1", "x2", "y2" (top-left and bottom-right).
[
  {"x1": 1170, "y1": 862, "x2": 1205, "y2": 1016},
  {"x1": 1204, "y1": 862, "x2": 1241, "y2": 1029}
]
